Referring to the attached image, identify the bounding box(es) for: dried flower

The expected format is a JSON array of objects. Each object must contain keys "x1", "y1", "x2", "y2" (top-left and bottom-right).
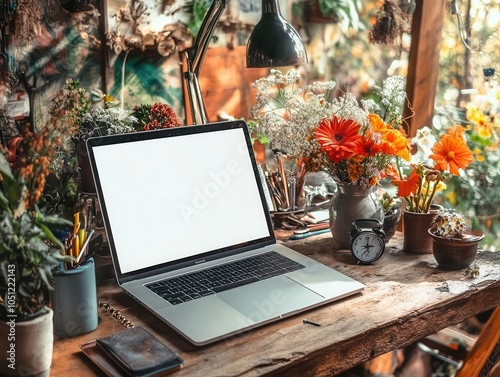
[
  {"x1": 368, "y1": 0, "x2": 412, "y2": 46},
  {"x1": 49, "y1": 79, "x2": 91, "y2": 138},
  {"x1": 250, "y1": 69, "x2": 337, "y2": 165},
  {"x1": 132, "y1": 103, "x2": 183, "y2": 131}
]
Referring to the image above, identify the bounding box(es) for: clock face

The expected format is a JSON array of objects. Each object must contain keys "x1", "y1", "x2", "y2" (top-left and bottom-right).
[{"x1": 351, "y1": 231, "x2": 385, "y2": 263}]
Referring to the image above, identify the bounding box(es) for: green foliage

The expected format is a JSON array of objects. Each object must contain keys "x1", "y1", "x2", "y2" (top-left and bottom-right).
[
  {"x1": 184, "y1": 0, "x2": 212, "y2": 39},
  {"x1": 317, "y1": 0, "x2": 364, "y2": 31},
  {"x1": 77, "y1": 107, "x2": 137, "y2": 142},
  {"x1": 0, "y1": 153, "x2": 72, "y2": 319},
  {"x1": 379, "y1": 191, "x2": 401, "y2": 215},
  {"x1": 246, "y1": 120, "x2": 269, "y2": 145}
]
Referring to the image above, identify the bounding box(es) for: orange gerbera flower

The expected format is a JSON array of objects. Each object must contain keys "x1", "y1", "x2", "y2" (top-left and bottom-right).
[
  {"x1": 429, "y1": 134, "x2": 474, "y2": 175},
  {"x1": 314, "y1": 116, "x2": 363, "y2": 163},
  {"x1": 394, "y1": 168, "x2": 420, "y2": 197},
  {"x1": 355, "y1": 137, "x2": 376, "y2": 156}
]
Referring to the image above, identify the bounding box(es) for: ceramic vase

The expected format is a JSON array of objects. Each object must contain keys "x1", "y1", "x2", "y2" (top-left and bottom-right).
[
  {"x1": 329, "y1": 183, "x2": 384, "y2": 249},
  {"x1": 429, "y1": 229, "x2": 484, "y2": 269},
  {"x1": 0, "y1": 307, "x2": 53, "y2": 377}
]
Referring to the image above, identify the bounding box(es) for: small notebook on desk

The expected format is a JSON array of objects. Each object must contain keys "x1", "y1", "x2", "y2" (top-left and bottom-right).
[{"x1": 81, "y1": 326, "x2": 184, "y2": 377}]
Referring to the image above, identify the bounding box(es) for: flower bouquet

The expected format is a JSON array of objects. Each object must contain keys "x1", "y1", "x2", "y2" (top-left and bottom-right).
[{"x1": 310, "y1": 76, "x2": 413, "y2": 247}]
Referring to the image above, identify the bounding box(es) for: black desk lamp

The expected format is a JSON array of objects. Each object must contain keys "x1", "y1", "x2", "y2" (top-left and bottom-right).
[{"x1": 183, "y1": 0, "x2": 308, "y2": 125}]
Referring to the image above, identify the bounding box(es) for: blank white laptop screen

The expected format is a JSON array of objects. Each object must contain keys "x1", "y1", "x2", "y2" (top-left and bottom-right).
[{"x1": 91, "y1": 128, "x2": 271, "y2": 274}]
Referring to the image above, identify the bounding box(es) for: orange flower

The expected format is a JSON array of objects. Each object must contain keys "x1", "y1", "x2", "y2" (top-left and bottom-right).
[
  {"x1": 446, "y1": 124, "x2": 467, "y2": 138},
  {"x1": 381, "y1": 163, "x2": 399, "y2": 180},
  {"x1": 314, "y1": 116, "x2": 363, "y2": 163},
  {"x1": 347, "y1": 155, "x2": 366, "y2": 181},
  {"x1": 377, "y1": 129, "x2": 412, "y2": 161},
  {"x1": 355, "y1": 137, "x2": 376, "y2": 156},
  {"x1": 368, "y1": 113, "x2": 390, "y2": 133},
  {"x1": 429, "y1": 134, "x2": 474, "y2": 175},
  {"x1": 394, "y1": 168, "x2": 420, "y2": 197}
]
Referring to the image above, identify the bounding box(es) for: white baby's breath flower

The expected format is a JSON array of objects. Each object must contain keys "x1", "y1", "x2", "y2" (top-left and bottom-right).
[{"x1": 250, "y1": 69, "x2": 337, "y2": 157}]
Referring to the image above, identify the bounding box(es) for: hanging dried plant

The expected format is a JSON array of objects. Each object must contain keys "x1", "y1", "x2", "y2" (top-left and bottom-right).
[
  {"x1": 368, "y1": 0, "x2": 410, "y2": 46},
  {"x1": 10, "y1": 0, "x2": 42, "y2": 46}
]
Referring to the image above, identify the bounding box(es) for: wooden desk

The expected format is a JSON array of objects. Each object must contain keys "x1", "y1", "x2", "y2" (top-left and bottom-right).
[{"x1": 51, "y1": 232, "x2": 500, "y2": 376}]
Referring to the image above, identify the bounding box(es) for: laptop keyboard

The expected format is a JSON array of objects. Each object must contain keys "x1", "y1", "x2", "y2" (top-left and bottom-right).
[{"x1": 145, "y1": 251, "x2": 306, "y2": 305}]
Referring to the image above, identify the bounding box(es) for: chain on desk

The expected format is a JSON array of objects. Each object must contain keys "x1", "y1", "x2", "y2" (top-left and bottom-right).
[{"x1": 99, "y1": 301, "x2": 135, "y2": 328}]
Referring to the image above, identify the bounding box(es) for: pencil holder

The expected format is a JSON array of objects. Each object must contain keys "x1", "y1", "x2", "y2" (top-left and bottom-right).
[{"x1": 51, "y1": 257, "x2": 98, "y2": 336}]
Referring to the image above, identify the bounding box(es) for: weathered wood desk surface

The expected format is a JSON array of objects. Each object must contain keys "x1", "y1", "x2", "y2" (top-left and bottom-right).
[{"x1": 51, "y1": 232, "x2": 500, "y2": 376}]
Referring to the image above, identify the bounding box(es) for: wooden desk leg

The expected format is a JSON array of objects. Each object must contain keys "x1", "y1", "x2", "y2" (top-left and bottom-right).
[{"x1": 456, "y1": 307, "x2": 500, "y2": 377}]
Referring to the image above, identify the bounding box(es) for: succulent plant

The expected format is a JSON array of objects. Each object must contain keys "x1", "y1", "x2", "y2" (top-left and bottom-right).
[{"x1": 430, "y1": 209, "x2": 467, "y2": 239}]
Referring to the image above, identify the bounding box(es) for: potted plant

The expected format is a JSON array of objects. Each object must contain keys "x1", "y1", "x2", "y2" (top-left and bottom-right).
[
  {"x1": 428, "y1": 209, "x2": 484, "y2": 269},
  {"x1": 0, "y1": 151, "x2": 72, "y2": 377},
  {"x1": 74, "y1": 106, "x2": 138, "y2": 192},
  {"x1": 393, "y1": 125, "x2": 474, "y2": 254},
  {"x1": 379, "y1": 191, "x2": 402, "y2": 242}
]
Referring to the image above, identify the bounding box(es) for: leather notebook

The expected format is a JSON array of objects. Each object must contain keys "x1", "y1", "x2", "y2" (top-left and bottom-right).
[{"x1": 82, "y1": 326, "x2": 183, "y2": 377}]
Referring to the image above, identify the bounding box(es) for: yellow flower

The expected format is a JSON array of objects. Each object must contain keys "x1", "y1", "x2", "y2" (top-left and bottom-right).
[
  {"x1": 446, "y1": 191, "x2": 457, "y2": 206},
  {"x1": 421, "y1": 179, "x2": 447, "y2": 196},
  {"x1": 475, "y1": 124, "x2": 492, "y2": 138}
]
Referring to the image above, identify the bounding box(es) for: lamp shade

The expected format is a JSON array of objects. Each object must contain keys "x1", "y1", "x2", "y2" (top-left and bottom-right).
[{"x1": 246, "y1": 0, "x2": 308, "y2": 67}]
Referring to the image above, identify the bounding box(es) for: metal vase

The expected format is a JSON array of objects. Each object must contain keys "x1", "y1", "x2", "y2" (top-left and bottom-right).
[{"x1": 329, "y1": 183, "x2": 384, "y2": 249}]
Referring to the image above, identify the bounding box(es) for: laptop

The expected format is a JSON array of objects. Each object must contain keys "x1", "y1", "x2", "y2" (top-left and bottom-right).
[{"x1": 86, "y1": 119, "x2": 364, "y2": 346}]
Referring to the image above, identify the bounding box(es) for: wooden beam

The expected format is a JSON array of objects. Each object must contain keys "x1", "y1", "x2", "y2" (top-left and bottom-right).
[{"x1": 405, "y1": 0, "x2": 447, "y2": 136}]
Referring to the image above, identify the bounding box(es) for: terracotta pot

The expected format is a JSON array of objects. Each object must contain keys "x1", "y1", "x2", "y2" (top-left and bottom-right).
[
  {"x1": 402, "y1": 205, "x2": 443, "y2": 254},
  {"x1": 429, "y1": 229, "x2": 484, "y2": 270},
  {"x1": 402, "y1": 211, "x2": 434, "y2": 253},
  {"x1": 0, "y1": 307, "x2": 53, "y2": 377}
]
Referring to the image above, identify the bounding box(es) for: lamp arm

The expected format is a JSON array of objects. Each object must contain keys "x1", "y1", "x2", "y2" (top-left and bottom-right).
[
  {"x1": 184, "y1": 0, "x2": 227, "y2": 124},
  {"x1": 190, "y1": 0, "x2": 227, "y2": 75}
]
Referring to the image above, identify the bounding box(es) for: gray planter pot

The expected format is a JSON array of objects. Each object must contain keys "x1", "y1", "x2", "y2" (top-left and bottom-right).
[{"x1": 0, "y1": 307, "x2": 53, "y2": 377}]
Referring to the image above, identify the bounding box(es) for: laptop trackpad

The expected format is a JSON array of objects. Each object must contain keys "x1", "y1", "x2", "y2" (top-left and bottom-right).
[{"x1": 218, "y1": 276, "x2": 324, "y2": 322}]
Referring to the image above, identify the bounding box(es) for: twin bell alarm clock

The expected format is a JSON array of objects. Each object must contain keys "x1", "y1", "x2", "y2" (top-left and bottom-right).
[{"x1": 349, "y1": 219, "x2": 386, "y2": 264}]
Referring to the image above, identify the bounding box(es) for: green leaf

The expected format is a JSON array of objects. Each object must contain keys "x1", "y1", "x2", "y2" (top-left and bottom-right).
[
  {"x1": 0, "y1": 153, "x2": 13, "y2": 178},
  {"x1": 38, "y1": 223, "x2": 65, "y2": 250},
  {"x1": 38, "y1": 266, "x2": 53, "y2": 290}
]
